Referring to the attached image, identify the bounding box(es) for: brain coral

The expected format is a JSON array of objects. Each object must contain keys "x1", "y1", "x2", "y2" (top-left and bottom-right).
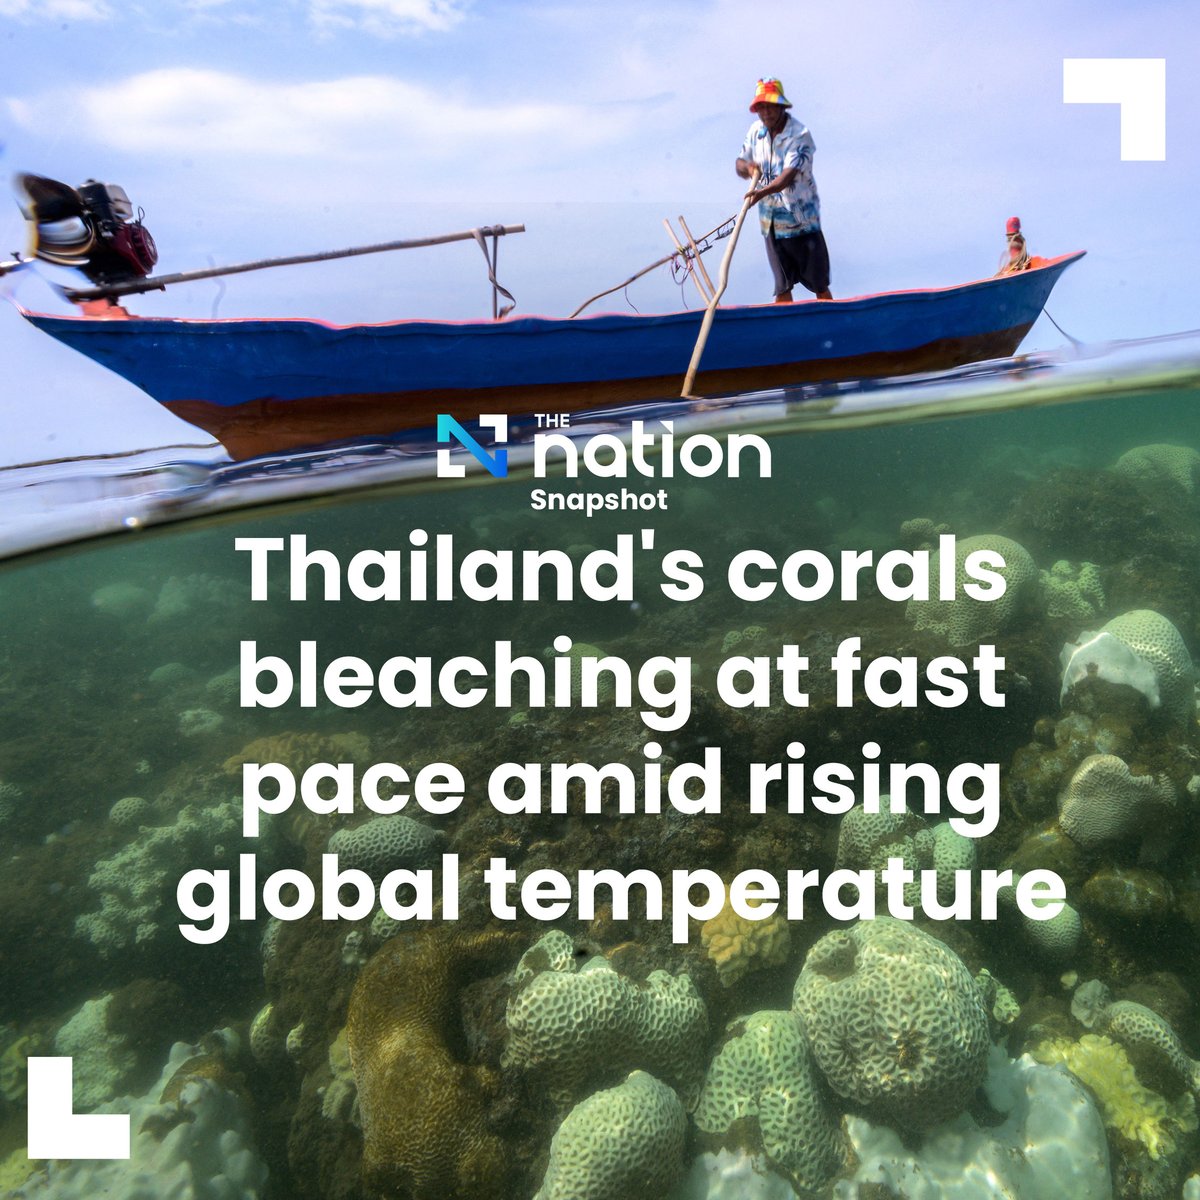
[
  {"x1": 108, "y1": 796, "x2": 152, "y2": 829},
  {"x1": 1058, "y1": 753, "x2": 1176, "y2": 850},
  {"x1": 692, "y1": 1010, "x2": 844, "y2": 1195},
  {"x1": 835, "y1": 802, "x2": 933, "y2": 907},
  {"x1": 534, "y1": 1071, "x2": 685, "y2": 1200},
  {"x1": 1097, "y1": 1000, "x2": 1200, "y2": 1096},
  {"x1": 1113, "y1": 443, "x2": 1200, "y2": 495},
  {"x1": 700, "y1": 897, "x2": 791, "y2": 987},
  {"x1": 327, "y1": 814, "x2": 444, "y2": 882},
  {"x1": 792, "y1": 919, "x2": 989, "y2": 1129},
  {"x1": 905, "y1": 534, "x2": 1038, "y2": 646},
  {"x1": 504, "y1": 946, "x2": 708, "y2": 1107},
  {"x1": 1099, "y1": 609, "x2": 1196, "y2": 724},
  {"x1": 347, "y1": 928, "x2": 520, "y2": 1200}
]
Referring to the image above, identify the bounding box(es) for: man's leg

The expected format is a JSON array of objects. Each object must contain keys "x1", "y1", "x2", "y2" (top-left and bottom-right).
[{"x1": 762, "y1": 234, "x2": 794, "y2": 302}]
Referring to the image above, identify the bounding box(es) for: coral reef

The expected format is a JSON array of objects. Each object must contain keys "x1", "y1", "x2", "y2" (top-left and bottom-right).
[
  {"x1": 792, "y1": 919, "x2": 990, "y2": 1129},
  {"x1": 52, "y1": 994, "x2": 137, "y2": 1109},
  {"x1": 692, "y1": 1010, "x2": 844, "y2": 1196},
  {"x1": 837, "y1": 1046, "x2": 1112, "y2": 1199},
  {"x1": 222, "y1": 731, "x2": 371, "y2": 777},
  {"x1": 326, "y1": 814, "x2": 445, "y2": 882},
  {"x1": 1112, "y1": 443, "x2": 1200, "y2": 496},
  {"x1": 905, "y1": 533, "x2": 1038, "y2": 646},
  {"x1": 1057, "y1": 754, "x2": 1176, "y2": 850},
  {"x1": 534, "y1": 1071, "x2": 686, "y2": 1200},
  {"x1": 1032, "y1": 1034, "x2": 1197, "y2": 1160},
  {"x1": 699, "y1": 897, "x2": 791, "y2": 987},
  {"x1": 1060, "y1": 631, "x2": 1160, "y2": 709},
  {"x1": 504, "y1": 944, "x2": 709, "y2": 1107},
  {"x1": 108, "y1": 795, "x2": 151, "y2": 828},
  {"x1": 1041, "y1": 560, "x2": 1106, "y2": 622},
  {"x1": 346, "y1": 928, "x2": 519, "y2": 1200},
  {"x1": 74, "y1": 799, "x2": 259, "y2": 957},
  {"x1": 6, "y1": 1033, "x2": 266, "y2": 1199},
  {"x1": 1098, "y1": 610, "x2": 1195, "y2": 724}
]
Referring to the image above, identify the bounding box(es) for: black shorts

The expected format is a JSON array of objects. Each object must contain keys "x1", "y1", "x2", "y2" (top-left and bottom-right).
[{"x1": 764, "y1": 228, "x2": 831, "y2": 296}]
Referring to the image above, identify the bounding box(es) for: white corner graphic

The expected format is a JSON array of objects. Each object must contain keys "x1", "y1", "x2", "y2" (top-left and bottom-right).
[
  {"x1": 1063, "y1": 58, "x2": 1166, "y2": 160},
  {"x1": 27, "y1": 1057, "x2": 131, "y2": 1160}
]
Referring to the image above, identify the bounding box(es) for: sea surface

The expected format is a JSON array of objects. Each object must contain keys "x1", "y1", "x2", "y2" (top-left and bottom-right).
[{"x1": 2, "y1": 331, "x2": 1200, "y2": 1198}]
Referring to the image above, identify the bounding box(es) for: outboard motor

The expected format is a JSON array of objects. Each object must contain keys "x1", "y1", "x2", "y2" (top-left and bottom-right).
[{"x1": 16, "y1": 173, "x2": 157, "y2": 287}]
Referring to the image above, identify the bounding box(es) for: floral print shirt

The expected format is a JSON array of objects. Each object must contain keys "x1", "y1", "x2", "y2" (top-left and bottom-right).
[{"x1": 740, "y1": 113, "x2": 822, "y2": 237}]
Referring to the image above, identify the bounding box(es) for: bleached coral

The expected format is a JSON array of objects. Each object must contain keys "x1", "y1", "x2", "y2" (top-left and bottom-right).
[
  {"x1": 8, "y1": 1035, "x2": 267, "y2": 1198},
  {"x1": 792, "y1": 919, "x2": 989, "y2": 1129},
  {"x1": 1032, "y1": 1034, "x2": 1197, "y2": 1160},
  {"x1": 534, "y1": 1071, "x2": 686, "y2": 1200},
  {"x1": 1060, "y1": 630, "x2": 1160, "y2": 708},
  {"x1": 834, "y1": 1046, "x2": 1112, "y2": 1199}
]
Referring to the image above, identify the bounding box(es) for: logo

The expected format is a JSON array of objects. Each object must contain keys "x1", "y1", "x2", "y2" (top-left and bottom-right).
[
  {"x1": 27, "y1": 1057, "x2": 130, "y2": 1160},
  {"x1": 436, "y1": 414, "x2": 509, "y2": 478}
]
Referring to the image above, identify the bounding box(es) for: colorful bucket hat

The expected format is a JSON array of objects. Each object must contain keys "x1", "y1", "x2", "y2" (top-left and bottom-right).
[{"x1": 750, "y1": 78, "x2": 792, "y2": 111}]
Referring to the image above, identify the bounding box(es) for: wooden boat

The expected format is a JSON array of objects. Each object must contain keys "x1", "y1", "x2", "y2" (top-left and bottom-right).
[{"x1": 15, "y1": 250, "x2": 1084, "y2": 461}]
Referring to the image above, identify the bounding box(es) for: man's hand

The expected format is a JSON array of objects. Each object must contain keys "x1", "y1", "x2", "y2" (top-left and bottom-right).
[{"x1": 734, "y1": 158, "x2": 754, "y2": 179}]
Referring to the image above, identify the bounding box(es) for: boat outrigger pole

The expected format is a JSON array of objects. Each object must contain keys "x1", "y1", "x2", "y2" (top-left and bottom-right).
[{"x1": 62, "y1": 224, "x2": 526, "y2": 306}]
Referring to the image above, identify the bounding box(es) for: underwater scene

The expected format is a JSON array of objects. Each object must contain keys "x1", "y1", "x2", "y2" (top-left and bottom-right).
[{"x1": 6, "y1": 341, "x2": 1200, "y2": 1200}]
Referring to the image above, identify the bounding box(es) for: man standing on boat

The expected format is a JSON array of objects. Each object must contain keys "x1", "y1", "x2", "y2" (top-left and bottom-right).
[{"x1": 735, "y1": 78, "x2": 833, "y2": 303}]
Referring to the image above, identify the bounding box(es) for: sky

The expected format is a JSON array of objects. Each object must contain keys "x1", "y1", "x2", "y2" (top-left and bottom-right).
[{"x1": 0, "y1": 0, "x2": 1197, "y2": 465}]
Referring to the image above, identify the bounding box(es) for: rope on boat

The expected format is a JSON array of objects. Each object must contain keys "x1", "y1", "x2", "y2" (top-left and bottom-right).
[{"x1": 569, "y1": 215, "x2": 736, "y2": 318}]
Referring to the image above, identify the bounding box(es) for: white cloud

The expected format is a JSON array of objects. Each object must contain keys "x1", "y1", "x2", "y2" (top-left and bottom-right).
[
  {"x1": 0, "y1": 0, "x2": 111, "y2": 19},
  {"x1": 6, "y1": 66, "x2": 636, "y2": 171},
  {"x1": 308, "y1": 0, "x2": 467, "y2": 36}
]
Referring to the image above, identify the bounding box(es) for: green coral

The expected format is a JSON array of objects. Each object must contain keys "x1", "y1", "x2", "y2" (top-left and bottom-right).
[
  {"x1": 1032, "y1": 1034, "x2": 1197, "y2": 1160},
  {"x1": 1041, "y1": 560, "x2": 1105, "y2": 622}
]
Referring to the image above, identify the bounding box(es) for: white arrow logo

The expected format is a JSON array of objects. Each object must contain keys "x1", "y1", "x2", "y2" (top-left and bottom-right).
[
  {"x1": 27, "y1": 1058, "x2": 130, "y2": 1160},
  {"x1": 1063, "y1": 58, "x2": 1167, "y2": 160}
]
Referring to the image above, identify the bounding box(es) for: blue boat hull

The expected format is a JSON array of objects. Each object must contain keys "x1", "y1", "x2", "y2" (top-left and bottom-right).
[{"x1": 21, "y1": 251, "x2": 1083, "y2": 459}]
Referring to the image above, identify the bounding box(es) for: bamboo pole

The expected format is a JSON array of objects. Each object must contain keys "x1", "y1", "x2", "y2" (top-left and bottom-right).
[
  {"x1": 566, "y1": 214, "x2": 735, "y2": 319},
  {"x1": 63, "y1": 224, "x2": 526, "y2": 301},
  {"x1": 680, "y1": 172, "x2": 760, "y2": 399},
  {"x1": 662, "y1": 218, "x2": 712, "y2": 305},
  {"x1": 677, "y1": 216, "x2": 716, "y2": 297}
]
